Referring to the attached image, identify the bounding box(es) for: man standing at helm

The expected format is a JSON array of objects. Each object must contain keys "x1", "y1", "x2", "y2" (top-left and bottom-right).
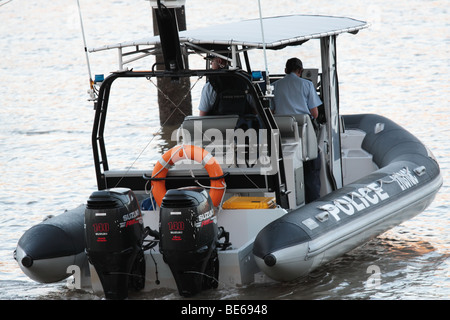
[
  {"x1": 273, "y1": 57, "x2": 322, "y2": 203},
  {"x1": 272, "y1": 57, "x2": 322, "y2": 118}
]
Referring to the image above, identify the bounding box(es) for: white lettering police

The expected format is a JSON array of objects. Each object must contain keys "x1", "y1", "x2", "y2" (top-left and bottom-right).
[
  {"x1": 320, "y1": 182, "x2": 389, "y2": 222},
  {"x1": 318, "y1": 167, "x2": 420, "y2": 222}
]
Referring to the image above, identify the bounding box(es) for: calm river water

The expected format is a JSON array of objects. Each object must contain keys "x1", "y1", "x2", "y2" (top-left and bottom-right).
[{"x1": 0, "y1": 0, "x2": 448, "y2": 300}]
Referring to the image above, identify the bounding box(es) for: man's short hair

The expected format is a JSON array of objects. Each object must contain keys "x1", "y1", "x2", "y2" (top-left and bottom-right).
[{"x1": 285, "y1": 57, "x2": 303, "y2": 74}]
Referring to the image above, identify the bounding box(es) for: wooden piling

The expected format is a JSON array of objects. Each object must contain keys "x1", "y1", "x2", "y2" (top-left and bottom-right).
[{"x1": 152, "y1": 5, "x2": 192, "y2": 126}]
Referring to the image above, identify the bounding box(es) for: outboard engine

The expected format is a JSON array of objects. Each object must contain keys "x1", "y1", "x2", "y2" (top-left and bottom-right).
[
  {"x1": 159, "y1": 187, "x2": 219, "y2": 297},
  {"x1": 85, "y1": 188, "x2": 145, "y2": 299}
]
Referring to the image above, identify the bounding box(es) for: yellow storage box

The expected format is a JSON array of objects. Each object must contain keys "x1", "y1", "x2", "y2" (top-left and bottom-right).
[{"x1": 222, "y1": 196, "x2": 276, "y2": 209}]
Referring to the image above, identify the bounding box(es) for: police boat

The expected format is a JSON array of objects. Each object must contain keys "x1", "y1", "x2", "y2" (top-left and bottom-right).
[{"x1": 15, "y1": 3, "x2": 442, "y2": 299}]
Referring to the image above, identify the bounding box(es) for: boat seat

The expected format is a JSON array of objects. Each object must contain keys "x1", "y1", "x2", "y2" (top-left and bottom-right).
[
  {"x1": 274, "y1": 114, "x2": 318, "y2": 161},
  {"x1": 178, "y1": 115, "x2": 239, "y2": 145},
  {"x1": 273, "y1": 115, "x2": 299, "y2": 140}
]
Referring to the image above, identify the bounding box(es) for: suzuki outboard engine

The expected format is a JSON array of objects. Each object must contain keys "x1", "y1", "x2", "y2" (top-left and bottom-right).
[
  {"x1": 159, "y1": 187, "x2": 219, "y2": 297},
  {"x1": 85, "y1": 188, "x2": 145, "y2": 299}
]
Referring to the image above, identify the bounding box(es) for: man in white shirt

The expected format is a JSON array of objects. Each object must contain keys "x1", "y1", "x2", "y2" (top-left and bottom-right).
[
  {"x1": 272, "y1": 57, "x2": 322, "y2": 118},
  {"x1": 273, "y1": 57, "x2": 322, "y2": 203}
]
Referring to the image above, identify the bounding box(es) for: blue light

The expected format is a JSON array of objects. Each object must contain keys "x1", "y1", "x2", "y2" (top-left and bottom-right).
[{"x1": 94, "y1": 74, "x2": 104, "y2": 83}]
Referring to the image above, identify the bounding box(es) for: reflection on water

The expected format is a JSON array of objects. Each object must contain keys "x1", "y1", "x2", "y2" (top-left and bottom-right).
[{"x1": 0, "y1": 0, "x2": 448, "y2": 300}]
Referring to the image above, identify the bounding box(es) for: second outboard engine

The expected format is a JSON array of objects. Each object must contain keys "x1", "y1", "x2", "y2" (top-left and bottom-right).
[
  {"x1": 159, "y1": 187, "x2": 219, "y2": 297},
  {"x1": 85, "y1": 188, "x2": 145, "y2": 299}
]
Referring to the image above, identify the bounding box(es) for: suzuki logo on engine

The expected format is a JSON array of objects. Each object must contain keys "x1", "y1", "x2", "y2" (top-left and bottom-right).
[{"x1": 122, "y1": 209, "x2": 140, "y2": 222}]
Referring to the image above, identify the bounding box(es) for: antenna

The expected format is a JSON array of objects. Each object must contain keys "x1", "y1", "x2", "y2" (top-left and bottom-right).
[
  {"x1": 257, "y1": 0, "x2": 273, "y2": 97},
  {"x1": 76, "y1": 0, "x2": 95, "y2": 100},
  {"x1": 0, "y1": 0, "x2": 13, "y2": 8}
]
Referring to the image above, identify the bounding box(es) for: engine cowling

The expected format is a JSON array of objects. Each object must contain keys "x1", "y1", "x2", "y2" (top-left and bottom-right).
[
  {"x1": 85, "y1": 188, "x2": 145, "y2": 299},
  {"x1": 159, "y1": 187, "x2": 219, "y2": 297}
]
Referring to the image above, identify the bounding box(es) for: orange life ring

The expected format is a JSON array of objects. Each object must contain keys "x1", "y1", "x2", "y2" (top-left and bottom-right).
[{"x1": 151, "y1": 145, "x2": 225, "y2": 207}]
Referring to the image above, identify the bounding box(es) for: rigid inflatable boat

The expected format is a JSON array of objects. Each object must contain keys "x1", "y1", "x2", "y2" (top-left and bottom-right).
[{"x1": 15, "y1": 3, "x2": 441, "y2": 299}]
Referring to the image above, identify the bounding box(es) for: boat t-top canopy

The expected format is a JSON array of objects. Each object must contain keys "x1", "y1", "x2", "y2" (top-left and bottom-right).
[
  {"x1": 180, "y1": 15, "x2": 367, "y2": 49},
  {"x1": 89, "y1": 15, "x2": 368, "y2": 70},
  {"x1": 88, "y1": 13, "x2": 369, "y2": 204}
]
